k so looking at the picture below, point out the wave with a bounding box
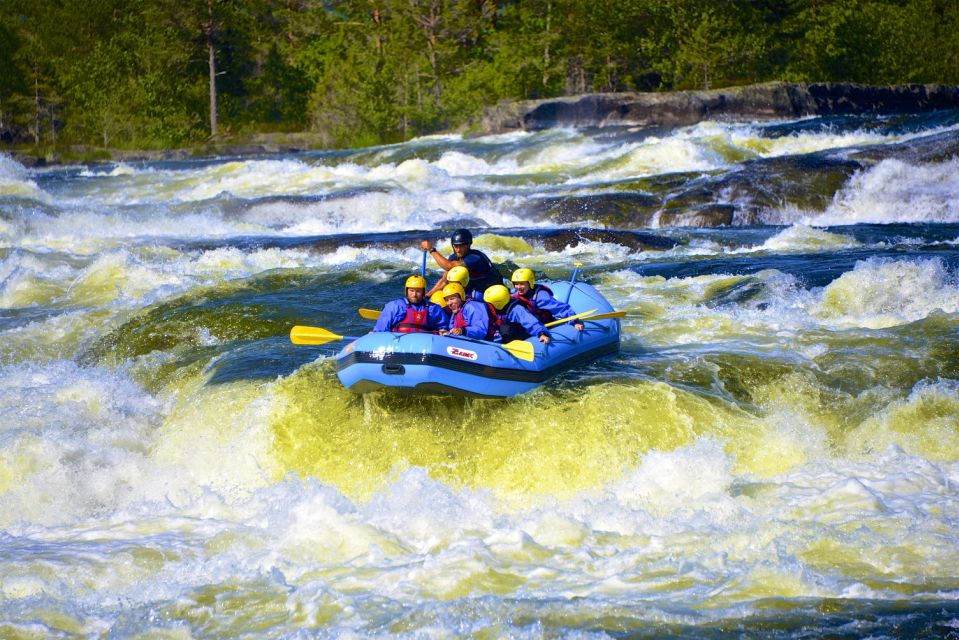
[813,257,959,328]
[792,158,959,225]
[745,225,861,253]
[0,154,48,201]
[603,256,958,346]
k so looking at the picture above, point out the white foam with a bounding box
[812,257,959,328]
[807,158,959,225]
[603,254,958,341]
[755,225,860,252]
[78,163,139,177]
[0,154,48,201]
[606,439,738,519]
[0,361,165,528]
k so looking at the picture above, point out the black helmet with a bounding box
[450,228,473,245]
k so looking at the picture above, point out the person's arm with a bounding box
[461,303,490,340]
[535,290,584,330]
[426,273,447,297]
[427,302,449,332]
[419,240,460,271]
[372,301,400,332]
[513,307,550,343]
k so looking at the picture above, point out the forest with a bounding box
[1,0,958,155]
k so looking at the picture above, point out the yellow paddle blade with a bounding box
[544,308,598,328]
[358,308,381,320]
[581,310,627,322]
[502,340,535,362]
[290,325,345,345]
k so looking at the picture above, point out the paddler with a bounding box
[445,265,479,300]
[484,284,551,344]
[420,228,503,298]
[372,275,447,333]
[510,268,584,331]
[432,267,476,325]
[438,282,494,340]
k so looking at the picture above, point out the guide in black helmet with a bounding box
[419,229,504,298]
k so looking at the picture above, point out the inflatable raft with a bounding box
[334,281,620,398]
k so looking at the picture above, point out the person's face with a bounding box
[513,281,531,295]
[407,287,425,304]
[445,294,463,312]
[452,243,469,259]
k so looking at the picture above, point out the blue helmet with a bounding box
[451,228,473,246]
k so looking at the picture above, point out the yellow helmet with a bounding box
[484,284,512,310]
[511,268,535,287]
[442,282,466,301]
[429,290,447,307]
[447,265,470,287]
[405,275,427,290]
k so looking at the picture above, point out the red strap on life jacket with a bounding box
[452,309,468,330]
[510,284,555,322]
[395,304,430,333]
[453,303,497,341]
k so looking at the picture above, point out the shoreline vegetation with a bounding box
[3,1,959,167]
[9,82,959,167]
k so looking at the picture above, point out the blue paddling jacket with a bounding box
[373,299,447,333]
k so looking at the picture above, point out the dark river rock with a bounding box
[184,226,680,255]
[535,228,679,252]
[477,82,959,133]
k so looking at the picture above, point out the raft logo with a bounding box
[446,345,478,360]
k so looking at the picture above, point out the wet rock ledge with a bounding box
[475,82,959,132]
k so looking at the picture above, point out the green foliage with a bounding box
[1,0,958,151]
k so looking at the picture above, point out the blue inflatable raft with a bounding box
[334,281,620,397]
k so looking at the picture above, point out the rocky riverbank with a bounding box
[472,82,959,133]
[6,132,332,168]
[6,82,959,167]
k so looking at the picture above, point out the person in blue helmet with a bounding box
[420,229,503,298]
[484,284,551,344]
[373,275,447,333]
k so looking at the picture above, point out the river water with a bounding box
[2,112,959,638]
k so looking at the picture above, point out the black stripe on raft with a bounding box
[346,380,506,398]
[335,339,620,384]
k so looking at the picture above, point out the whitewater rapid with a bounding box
[2,112,959,637]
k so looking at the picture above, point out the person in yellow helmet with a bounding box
[444,264,483,300]
[372,274,447,333]
[484,284,551,343]
[429,289,450,316]
[510,268,584,331]
[438,282,494,340]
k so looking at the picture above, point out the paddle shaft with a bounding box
[544,308,597,328]
[564,262,583,303]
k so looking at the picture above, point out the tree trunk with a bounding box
[207,0,218,138]
[33,73,40,145]
[410,0,442,100]
[543,1,552,88]
[208,40,218,137]
[426,3,440,99]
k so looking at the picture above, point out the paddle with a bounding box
[291,324,533,362]
[501,339,534,362]
[289,325,357,345]
[564,262,584,303]
[544,308,597,328]
[581,310,627,322]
